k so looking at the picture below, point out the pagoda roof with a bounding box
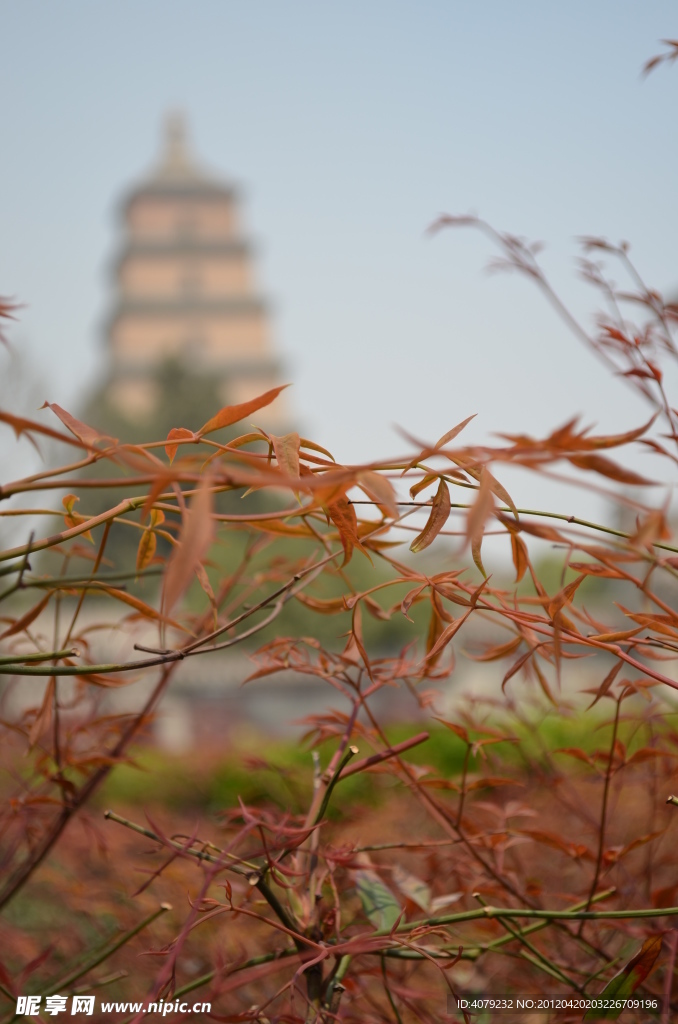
[111,355,285,378]
[122,113,236,206]
[108,296,267,324]
[114,240,251,269]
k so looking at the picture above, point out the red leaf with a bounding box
[587,414,657,450]
[162,476,215,615]
[547,574,586,619]
[472,534,486,578]
[466,468,494,550]
[197,384,290,437]
[401,583,427,620]
[90,583,185,631]
[0,593,50,639]
[424,607,473,662]
[295,594,347,615]
[409,473,438,500]
[586,662,622,709]
[41,402,115,448]
[471,636,522,662]
[569,562,625,579]
[434,413,477,449]
[359,471,398,518]
[510,533,528,582]
[502,647,535,690]
[136,528,157,573]
[327,495,364,566]
[165,427,195,463]
[568,453,654,486]
[435,719,469,743]
[555,747,595,767]
[0,410,78,449]
[625,747,675,766]
[410,478,451,553]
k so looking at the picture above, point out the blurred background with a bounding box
[1,2,678,734]
[1,1,677,482]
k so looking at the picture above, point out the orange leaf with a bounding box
[434,414,477,449]
[547,574,585,619]
[359,471,398,518]
[587,627,644,643]
[586,662,622,709]
[555,747,595,767]
[436,719,469,743]
[351,604,374,682]
[625,747,675,766]
[409,473,438,500]
[224,431,269,450]
[89,583,185,631]
[520,828,592,859]
[0,593,51,639]
[195,563,218,628]
[497,513,562,543]
[587,414,657,450]
[136,528,157,573]
[327,495,364,566]
[502,647,535,689]
[466,468,494,550]
[248,519,314,538]
[472,534,486,578]
[41,402,114,447]
[165,427,195,463]
[197,384,290,437]
[568,453,654,486]
[271,432,300,479]
[162,476,215,615]
[0,409,78,449]
[569,562,625,579]
[295,594,348,614]
[62,494,94,543]
[401,583,427,620]
[363,595,392,621]
[424,607,473,662]
[471,636,522,662]
[410,478,451,553]
[510,533,528,582]
[486,470,517,517]
[299,437,335,462]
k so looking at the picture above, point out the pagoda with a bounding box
[103,113,285,424]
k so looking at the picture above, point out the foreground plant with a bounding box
[5,44,678,1024]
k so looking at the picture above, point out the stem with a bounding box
[350,499,678,554]
[380,955,404,1024]
[472,892,580,991]
[456,744,471,828]
[43,905,171,996]
[581,696,621,924]
[662,930,678,1024]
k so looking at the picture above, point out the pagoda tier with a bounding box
[104,114,286,423]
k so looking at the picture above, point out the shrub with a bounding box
[4,45,678,1024]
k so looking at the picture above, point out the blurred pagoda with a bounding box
[95,112,286,433]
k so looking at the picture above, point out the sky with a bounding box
[1,2,677,520]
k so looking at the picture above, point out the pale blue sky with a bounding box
[1,2,677,502]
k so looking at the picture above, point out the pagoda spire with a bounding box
[154,111,203,182]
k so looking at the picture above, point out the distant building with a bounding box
[103,113,286,424]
